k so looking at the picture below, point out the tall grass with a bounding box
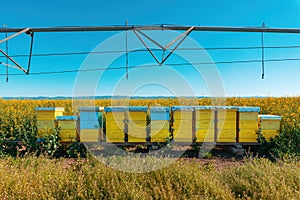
[0,156,299,199]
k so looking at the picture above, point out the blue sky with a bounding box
[0,0,300,97]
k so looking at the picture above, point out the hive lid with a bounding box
[259,115,282,120]
[78,106,104,111]
[35,107,65,111]
[104,106,128,112]
[150,107,171,112]
[171,106,196,111]
[213,106,239,110]
[238,107,260,112]
[56,116,78,121]
[194,106,216,110]
[104,106,148,112]
[128,106,148,112]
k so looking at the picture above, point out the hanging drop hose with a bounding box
[4,24,9,82]
[261,23,265,79]
[125,20,129,79]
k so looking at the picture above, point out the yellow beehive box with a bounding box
[105,112,125,121]
[59,129,77,142]
[217,129,236,142]
[37,128,53,138]
[128,129,147,142]
[217,120,236,130]
[173,129,193,142]
[260,120,281,130]
[151,121,169,130]
[238,107,259,119]
[56,116,78,142]
[172,120,193,129]
[196,129,214,142]
[217,109,237,121]
[128,121,146,129]
[151,130,170,142]
[195,120,215,130]
[36,107,64,121]
[56,116,78,129]
[171,106,194,142]
[173,111,193,120]
[239,112,259,121]
[261,130,279,142]
[216,107,238,143]
[105,129,124,142]
[150,107,171,142]
[239,130,258,142]
[128,112,147,121]
[80,129,99,142]
[127,107,147,121]
[259,115,282,130]
[127,107,148,142]
[259,115,282,141]
[239,121,258,129]
[106,130,124,142]
[197,109,214,120]
[37,120,55,129]
[104,107,127,143]
[128,135,147,142]
[237,107,260,143]
[194,106,215,142]
[36,107,64,139]
[57,121,77,129]
[105,120,124,130]
[172,106,196,121]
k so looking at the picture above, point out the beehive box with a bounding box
[104,106,126,143]
[171,106,194,142]
[36,107,64,121]
[35,107,64,139]
[79,106,103,129]
[216,106,238,142]
[150,107,170,142]
[36,120,55,130]
[259,115,282,141]
[56,116,78,142]
[79,106,104,142]
[195,106,215,142]
[238,107,260,143]
[80,129,99,142]
[127,106,148,142]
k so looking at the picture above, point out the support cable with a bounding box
[1,57,300,76]
[3,45,300,59]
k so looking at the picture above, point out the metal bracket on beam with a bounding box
[0,28,29,44]
[0,28,34,75]
[133,26,194,65]
[0,49,28,74]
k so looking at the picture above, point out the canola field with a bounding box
[0,97,299,199]
[0,97,299,142]
[0,97,299,157]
